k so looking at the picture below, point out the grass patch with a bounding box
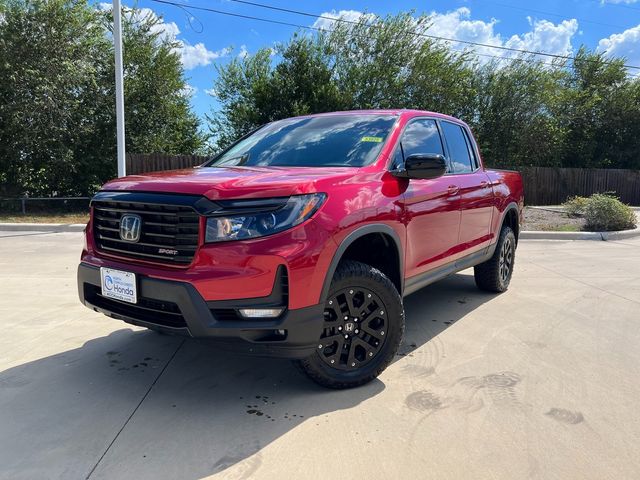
[0,213,89,224]
[553,224,581,232]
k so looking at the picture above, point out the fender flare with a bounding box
[320,224,404,302]
[500,202,520,233]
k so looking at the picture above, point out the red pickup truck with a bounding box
[78,110,523,388]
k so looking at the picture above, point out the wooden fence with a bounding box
[126,154,640,206]
[126,153,208,175]
[516,166,640,205]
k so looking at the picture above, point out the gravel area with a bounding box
[522,207,584,232]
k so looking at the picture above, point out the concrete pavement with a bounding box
[1,231,639,479]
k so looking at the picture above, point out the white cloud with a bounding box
[598,24,640,66]
[427,8,578,60]
[425,7,502,56]
[238,45,249,59]
[601,0,639,4]
[312,9,377,30]
[99,3,227,70]
[99,3,180,41]
[180,84,197,97]
[505,18,578,57]
[178,43,230,70]
[205,88,218,97]
[313,7,579,64]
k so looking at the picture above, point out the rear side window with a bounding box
[441,122,474,174]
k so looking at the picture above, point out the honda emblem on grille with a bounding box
[119,214,142,243]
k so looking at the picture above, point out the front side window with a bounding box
[401,119,445,158]
[206,114,397,168]
[391,119,445,170]
[441,121,474,174]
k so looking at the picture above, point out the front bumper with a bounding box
[77,263,324,359]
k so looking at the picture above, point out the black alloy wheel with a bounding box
[318,286,388,371]
[295,260,404,389]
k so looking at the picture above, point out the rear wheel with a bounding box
[295,261,404,389]
[474,225,516,292]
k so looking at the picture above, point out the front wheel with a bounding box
[295,260,404,389]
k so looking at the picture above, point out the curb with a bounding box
[520,228,640,241]
[2,223,638,240]
[0,223,86,232]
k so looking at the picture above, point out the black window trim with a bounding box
[386,116,453,174]
[439,120,482,175]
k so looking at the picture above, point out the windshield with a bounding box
[207,114,397,168]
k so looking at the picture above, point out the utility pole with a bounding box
[113,0,126,177]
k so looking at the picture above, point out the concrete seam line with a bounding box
[85,338,186,479]
[0,231,59,239]
[529,260,640,307]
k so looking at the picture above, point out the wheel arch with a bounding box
[500,202,520,243]
[320,224,404,301]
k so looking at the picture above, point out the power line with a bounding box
[596,0,640,12]
[149,0,640,71]
[230,0,630,31]
[473,51,563,68]
[472,0,628,30]
[222,0,640,69]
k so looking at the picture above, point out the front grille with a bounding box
[92,196,201,265]
[84,284,187,329]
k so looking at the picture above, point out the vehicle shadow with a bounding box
[0,271,496,480]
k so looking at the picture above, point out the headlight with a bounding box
[205,193,326,243]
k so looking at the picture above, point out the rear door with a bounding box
[395,118,461,278]
[440,121,494,254]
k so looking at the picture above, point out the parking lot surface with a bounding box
[1,230,639,480]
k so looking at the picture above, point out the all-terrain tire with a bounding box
[474,225,516,293]
[295,260,404,389]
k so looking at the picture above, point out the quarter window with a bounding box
[441,122,474,174]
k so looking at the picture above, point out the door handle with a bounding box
[480,181,489,188]
[447,185,460,196]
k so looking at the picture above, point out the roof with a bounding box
[295,109,464,124]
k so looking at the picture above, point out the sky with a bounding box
[124,0,640,123]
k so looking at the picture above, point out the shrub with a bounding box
[563,196,588,217]
[584,194,637,231]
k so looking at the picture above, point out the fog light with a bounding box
[238,308,284,318]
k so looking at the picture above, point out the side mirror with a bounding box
[392,153,447,180]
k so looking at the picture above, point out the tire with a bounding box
[474,225,516,293]
[295,260,404,389]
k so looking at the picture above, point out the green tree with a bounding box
[102,5,204,155]
[208,38,343,150]
[0,0,110,196]
[319,12,475,116]
[208,12,476,151]
[558,48,639,169]
[472,59,566,168]
[207,13,640,171]
[0,0,204,197]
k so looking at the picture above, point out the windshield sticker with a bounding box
[361,136,384,143]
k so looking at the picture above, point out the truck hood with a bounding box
[101,166,358,200]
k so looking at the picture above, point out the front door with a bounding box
[395,118,461,278]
